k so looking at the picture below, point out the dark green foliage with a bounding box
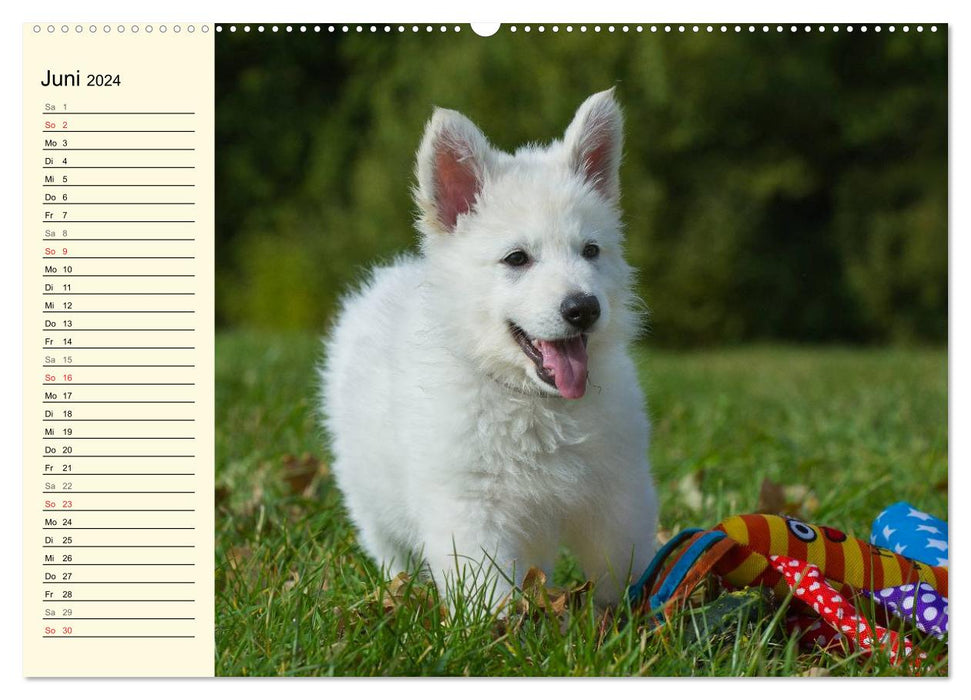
[216,27,946,345]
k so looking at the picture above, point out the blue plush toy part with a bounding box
[871,501,948,568]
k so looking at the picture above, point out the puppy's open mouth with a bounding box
[509,323,589,399]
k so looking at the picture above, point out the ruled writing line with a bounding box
[43,148,195,151]
[43,130,196,133]
[40,220,196,223]
[42,111,196,115]
[43,203,195,206]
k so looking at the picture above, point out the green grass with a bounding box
[215,332,948,676]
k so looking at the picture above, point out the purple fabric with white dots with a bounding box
[865,582,948,638]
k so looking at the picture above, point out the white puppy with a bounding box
[321,89,657,608]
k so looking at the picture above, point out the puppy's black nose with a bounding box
[560,293,601,331]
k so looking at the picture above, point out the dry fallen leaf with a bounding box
[800,666,831,677]
[677,472,705,512]
[596,607,614,647]
[282,568,300,592]
[756,477,818,518]
[520,566,547,597]
[371,572,445,624]
[214,485,230,508]
[281,452,330,496]
[514,566,592,618]
[231,463,270,519]
[381,571,414,611]
[223,545,264,589]
[331,605,359,640]
[801,491,820,516]
[225,545,253,571]
[757,477,788,513]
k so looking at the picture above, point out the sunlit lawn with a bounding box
[214,332,947,676]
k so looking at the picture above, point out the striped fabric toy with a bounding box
[711,512,948,600]
[629,506,948,669]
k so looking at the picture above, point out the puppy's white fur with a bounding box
[321,89,657,607]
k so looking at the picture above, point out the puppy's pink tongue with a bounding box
[538,337,588,399]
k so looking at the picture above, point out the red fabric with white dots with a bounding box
[768,554,924,669]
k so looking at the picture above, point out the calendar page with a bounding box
[22,23,215,677]
[19,14,951,680]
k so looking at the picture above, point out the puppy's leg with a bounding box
[355,525,413,578]
[340,490,414,576]
[566,483,658,607]
[420,514,528,614]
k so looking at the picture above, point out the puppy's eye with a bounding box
[503,250,530,267]
[582,243,600,260]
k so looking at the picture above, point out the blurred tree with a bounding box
[215,27,946,345]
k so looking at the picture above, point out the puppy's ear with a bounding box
[414,108,491,234]
[563,88,624,204]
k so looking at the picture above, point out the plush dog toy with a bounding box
[628,503,948,669]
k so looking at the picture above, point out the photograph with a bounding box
[212,23,948,676]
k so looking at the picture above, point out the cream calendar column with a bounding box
[22,23,214,677]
